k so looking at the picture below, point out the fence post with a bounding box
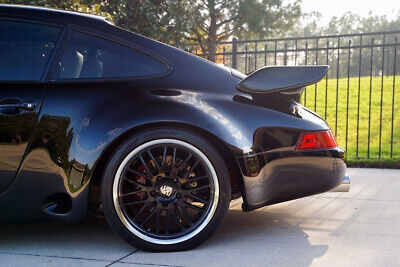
[284,43,287,65]
[232,37,238,69]
[391,36,397,157]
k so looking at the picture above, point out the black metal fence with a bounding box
[177,31,400,160]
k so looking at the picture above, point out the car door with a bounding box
[0,19,62,192]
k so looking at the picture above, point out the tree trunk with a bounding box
[206,0,217,62]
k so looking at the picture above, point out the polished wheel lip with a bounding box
[113,139,220,245]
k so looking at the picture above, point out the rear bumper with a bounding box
[237,147,347,211]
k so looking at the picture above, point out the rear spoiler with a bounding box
[237,65,329,101]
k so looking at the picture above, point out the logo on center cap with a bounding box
[160,185,173,197]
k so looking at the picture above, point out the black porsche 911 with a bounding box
[0,5,350,251]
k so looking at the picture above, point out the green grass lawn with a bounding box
[301,75,400,163]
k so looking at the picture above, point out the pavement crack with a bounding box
[119,262,184,267]
[105,249,139,267]
[0,251,112,263]
[316,196,400,203]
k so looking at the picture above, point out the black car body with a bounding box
[0,5,349,251]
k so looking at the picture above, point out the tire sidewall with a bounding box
[101,128,231,251]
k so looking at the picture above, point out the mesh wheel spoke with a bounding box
[155,208,161,234]
[139,155,153,177]
[179,204,193,226]
[182,160,199,178]
[176,154,192,171]
[180,175,209,186]
[123,177,151,188]
[161,146,167,167]
[171,147,177,173]
[174,206,185,230]
[165,208,172,234]
[120,188,143,198]
[124,199,149,206]
[121,191,144,198]
[183,202,205,213]
[147,150,161,171]
[140,206,157,227]
[126,167,152,180]
[188,193,208,204]
[132,201,154,222]
[183,184,210,193]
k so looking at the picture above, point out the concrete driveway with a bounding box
[1,168,400,267]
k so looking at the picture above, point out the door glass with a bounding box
[0,20,60,81]
[53,31,168,79]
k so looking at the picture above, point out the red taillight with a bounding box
[296,130,338,151]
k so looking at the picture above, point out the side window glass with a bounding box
[0,20,60,81]
[53,31,168,79]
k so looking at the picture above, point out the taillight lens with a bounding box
[295,130,338,151]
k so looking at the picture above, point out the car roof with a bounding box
[0,4,109,27]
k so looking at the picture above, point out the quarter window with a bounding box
[0,20,60,81]
[53,31,168,79]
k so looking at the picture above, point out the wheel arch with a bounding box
[88,121,244,213]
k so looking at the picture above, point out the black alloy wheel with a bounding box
[101,128,231,251]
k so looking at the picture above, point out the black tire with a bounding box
[101,128,231,251]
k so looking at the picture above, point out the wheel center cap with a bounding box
[159,185,174,197]
[155,178,178,199]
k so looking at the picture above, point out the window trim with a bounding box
[0,17,66,83]
[47,25,173,83]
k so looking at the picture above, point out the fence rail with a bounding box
[177,31,400,160]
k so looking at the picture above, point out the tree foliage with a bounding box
[98,1,190,45]
[287,10,400,37]
[1,0,302,60]
[179,0,301,60]
[98,0,302,45]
